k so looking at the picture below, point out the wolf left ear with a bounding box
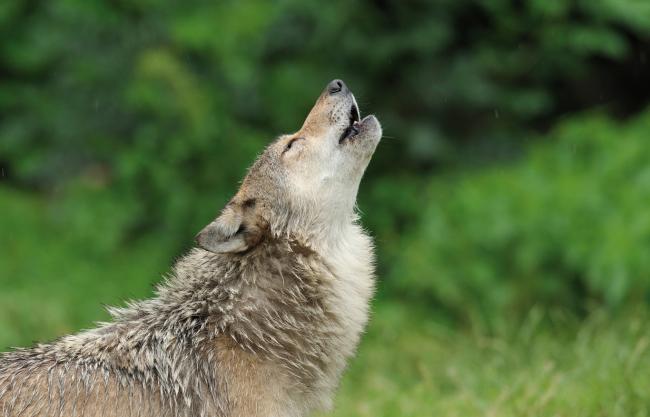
[195,202,263,254]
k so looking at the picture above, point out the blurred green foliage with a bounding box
[2,1,650,414]
[1,0,650,330]
[391,109,650,326]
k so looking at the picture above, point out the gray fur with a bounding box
[0,80,381,417]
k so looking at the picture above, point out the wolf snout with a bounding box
[327,79,348,95]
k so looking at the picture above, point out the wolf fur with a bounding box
[0,79,381,417]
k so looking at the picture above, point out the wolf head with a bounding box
[196,79,382,253]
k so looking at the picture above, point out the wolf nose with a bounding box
[327,79,347,95]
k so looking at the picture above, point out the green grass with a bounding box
[2,188,650,416]
[330,304,650,417]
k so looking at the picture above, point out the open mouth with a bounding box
[339,104,361,144]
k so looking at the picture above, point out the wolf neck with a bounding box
[270,202,362,253]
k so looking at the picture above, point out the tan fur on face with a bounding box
[0,80,381,417]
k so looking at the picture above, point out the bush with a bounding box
[2,0,650,255]
[389,108,650,324]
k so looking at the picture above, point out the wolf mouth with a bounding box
[339,104,361,144]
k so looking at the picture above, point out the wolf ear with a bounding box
[195,205,250,254]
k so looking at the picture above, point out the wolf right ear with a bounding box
[195,205,250,254]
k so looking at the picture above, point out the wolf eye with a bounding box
[283,137,304,154]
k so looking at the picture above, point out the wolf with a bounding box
[0,79,381,417]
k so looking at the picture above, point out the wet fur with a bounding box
[0,80,379,417]
[0,230,374,417]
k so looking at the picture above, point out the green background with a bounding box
[2,0,650,415]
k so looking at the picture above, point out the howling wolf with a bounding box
[0,79,382,417]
